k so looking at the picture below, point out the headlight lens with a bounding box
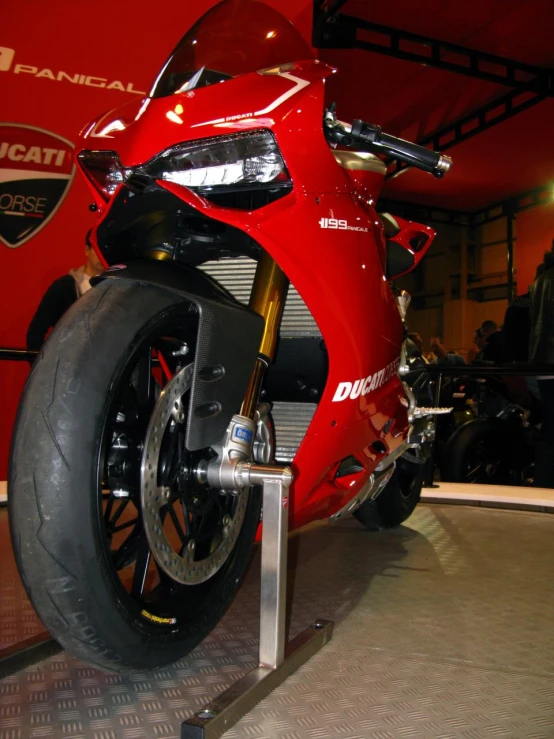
[143,130,290,191]
[77,150,128,200]
[78,131,290,201]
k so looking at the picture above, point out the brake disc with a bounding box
[140,363,249,585]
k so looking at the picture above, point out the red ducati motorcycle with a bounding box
[9,0,451,671]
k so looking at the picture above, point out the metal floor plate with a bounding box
[0,510,45,649]
[1,503,554,739]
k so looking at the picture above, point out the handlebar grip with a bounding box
[350,119,452,177]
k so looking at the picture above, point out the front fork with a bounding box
[202,251,290,489]
[240,250,289,418]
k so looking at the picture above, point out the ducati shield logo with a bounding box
[0,123,75,248]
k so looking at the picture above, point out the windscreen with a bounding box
[150,0,313,98]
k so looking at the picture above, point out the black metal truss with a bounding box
[312,4,552,180]
[472,184,553,225]
[313,0,350,22]
[378,198,472,227]
[312,4,553,229]
[312,5,554,95]
[382,184,553,227]
[387,87,546,179]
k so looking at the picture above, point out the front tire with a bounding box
[9,281,261,672]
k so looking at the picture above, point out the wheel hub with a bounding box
[140,363,249,585]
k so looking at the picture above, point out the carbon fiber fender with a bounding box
[95,259,264,451]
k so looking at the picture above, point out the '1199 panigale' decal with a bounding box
[319,217,369,233]
[332,358,400,401]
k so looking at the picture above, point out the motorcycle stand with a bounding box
[181,466,334,739]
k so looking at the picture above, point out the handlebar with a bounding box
[324,109,452,179]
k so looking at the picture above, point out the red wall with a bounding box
[0,0,313,479]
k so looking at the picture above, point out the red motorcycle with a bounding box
[8,0,451,671]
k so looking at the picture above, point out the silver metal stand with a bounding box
[181,465,333,739]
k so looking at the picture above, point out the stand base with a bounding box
[0,634,61,680]
[181,619,333,739]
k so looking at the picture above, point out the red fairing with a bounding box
[386,215,436,278]
[78,54,428,529]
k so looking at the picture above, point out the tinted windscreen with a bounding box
[150,0,313,98]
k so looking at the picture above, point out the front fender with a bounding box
[96,260,264,451]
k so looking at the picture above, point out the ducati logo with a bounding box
[332,358,400,401]
[0,123,75,248]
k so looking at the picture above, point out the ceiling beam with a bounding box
[314,0,350,21]
[313,9,554,95]
[380,185,553,227]
[472,184,553,225]
[387,87,546,179]
[378,198,473,226]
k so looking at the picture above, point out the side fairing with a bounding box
[159,180,408,527]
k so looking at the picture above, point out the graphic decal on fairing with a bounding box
[332,358,400,401]
[0,123,75,248]
[319,217,369,233]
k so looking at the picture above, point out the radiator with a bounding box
[200,258,320,461]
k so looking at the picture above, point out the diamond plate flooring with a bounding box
[0,508,46,649]
[1,503,553,739]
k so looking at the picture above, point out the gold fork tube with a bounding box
[240,251,289,419]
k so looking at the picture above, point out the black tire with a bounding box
[440,419,517,485]
[8,281,261,672]
[353,457,424,530]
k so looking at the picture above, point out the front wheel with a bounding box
[353,456,425,530]
[9,281,261,672]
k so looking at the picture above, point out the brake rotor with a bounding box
[140,363,249,585]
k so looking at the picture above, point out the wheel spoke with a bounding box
[104,494,115,524]
[112,523,143,570]
[112,517,139,533]
[181,500,191,537]
[159,427,180,487]
[467,463,484,479]
[166,504,188,548]
[109,498,131,529]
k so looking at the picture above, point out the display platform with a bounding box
[1,501,554,738]
[422,480,554,512]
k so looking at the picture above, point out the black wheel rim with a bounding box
[463,437,511,485]
[97,310,247,625]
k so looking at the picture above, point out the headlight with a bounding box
[142,130,290,192]
[77,150,129,200]
[78,131,290,202]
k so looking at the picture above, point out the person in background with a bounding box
[466,328,485,362]
[502,264,544,363]
[430,337,466,367]
[27,230,105,352]
[529,243,554,488]
[478,319,504,362]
